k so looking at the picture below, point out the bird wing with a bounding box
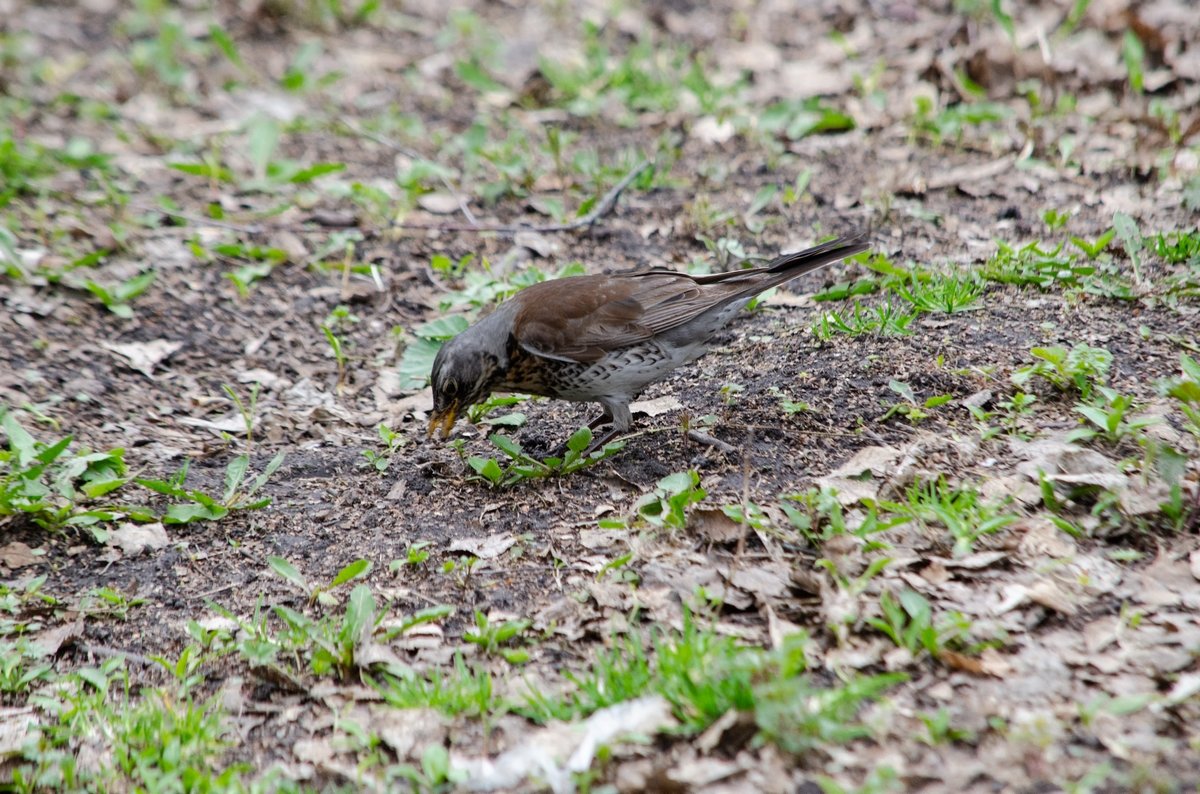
[511,234,869,364]
[512,272,738,364]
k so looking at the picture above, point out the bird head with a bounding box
[428,335,498,439]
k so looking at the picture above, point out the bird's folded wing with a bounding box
[514,272,745,363]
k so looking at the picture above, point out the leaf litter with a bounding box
[1,0,1199,791]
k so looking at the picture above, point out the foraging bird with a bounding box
[428,233,869,447]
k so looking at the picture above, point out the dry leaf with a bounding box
[693,508,744,543]
[30,619,83,657]
[448,535,516,559]
[0,707,38,756]
[416,192,463,214]
[729,562,791,602]
[101,340,183,377]
[629,395,684,417]
[0,542,42,569]
[110,522,169,556]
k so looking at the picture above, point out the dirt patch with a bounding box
[2,0,1199,791]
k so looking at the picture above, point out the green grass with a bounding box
[894,272,984,313]
[374,654,501,718]
[12,657,249,793]
[522,614,904,753]
[884,477,1018,557]
[812,299,916,339]
[909,96,1012,146]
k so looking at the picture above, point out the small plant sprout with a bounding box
[81,586,146,621]
[885,478,1018,557]
[880,380,952,423]
[83,270,156,318]
[985,240,1095,288]
[1011,343,1112,398]
[390,541,433,569]
[322,323,348,392]
[1152,230,1200,265]
[267,557,371,607]
[1042,208,1071,232]
[719,382,744,406]
[635,470,707,530]
[136,451,285,525]
[218,242,285,298]
[1158,354,1200,439]
[769,386,812,415]
[1122,30,1146,95]
[362,423,407,472]
[1110,212,1144,284]
[964,391,1041,441]
[1068,387,1160,445]
[867,589,985,663]
[894,271,984,313]
[919,708,975,745]
[270,583,393,679]
[1,409,129,536]
[221,382,260,451]
[811,299,916,340]
[909,96,1012,147]
[373,652,498,718]
[466,427,624,487]
[1071,229,1116,260]
[464,610,532,664]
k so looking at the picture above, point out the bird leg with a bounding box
[579,399,631,455]
[582,425,624,456]
[585,412,611,431]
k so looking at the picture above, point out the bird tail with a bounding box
[696,232,870,296]
[765,232,870,276]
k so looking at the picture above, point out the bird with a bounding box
[427,232,869,448]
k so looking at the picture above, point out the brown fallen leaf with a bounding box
[0,542,42,569]
[937,649,993,677]
[30,619,83,657]
[693,508,744,544]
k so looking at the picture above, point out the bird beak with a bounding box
[427,402,459,439]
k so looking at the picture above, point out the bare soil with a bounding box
[2,0,1199,791]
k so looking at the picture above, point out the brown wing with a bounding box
[511,271,745,363]
[511,234,870,364]
[511,274,659,363]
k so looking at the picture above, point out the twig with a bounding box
[342,119,479,227]
[129,158,653,240]
[383,158,653,235]
[128,203,265,234]
[736,430,753,560]
[78,642,156,667]
[686,429,736,454]
[1186,479,1200,534]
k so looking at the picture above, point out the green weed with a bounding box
[1011,343,1111,398]
[634,470,706,530]
[880,380,953,423]
[136,451,285,524]
[812,300,916,339]
[885,478,1018,556]
[467,428,624,487]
